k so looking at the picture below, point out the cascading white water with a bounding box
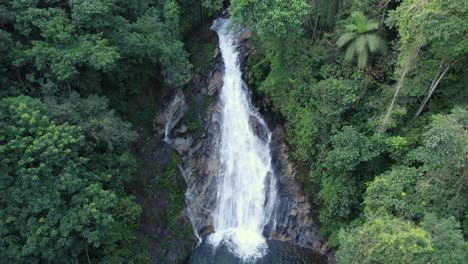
[208,18,277,261]
[178,164,202,244]
[163,100,177,143]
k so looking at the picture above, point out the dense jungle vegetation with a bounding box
[0,0,466,263]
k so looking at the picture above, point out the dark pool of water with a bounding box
[189,239,327,264]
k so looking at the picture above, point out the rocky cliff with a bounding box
[152,25,333,262]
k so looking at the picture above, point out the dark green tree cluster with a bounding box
[0,0,192,100]
[0,0,210,262]
[0,95,142,262]
[233,0,467,262]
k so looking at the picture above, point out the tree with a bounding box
[4,0,191,97]
[325,126,382,172]
[0,96,142,262]
[202,0,225,14]
[43,93,138,152]
[319,175,358,246]
[308,0,343,31]
[314,79,358,118]
[364,166,423,220]
[414,108,467,220]
[418,214,466,264]
[380,0,468,131]
[231,0,309,38]
[337,11,387,69]
[416,108,467,169]
[12,3,119,83]
[337,217,433,264]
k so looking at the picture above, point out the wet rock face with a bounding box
[269,128,330,256]
[249,113,270,143]
[172,137,191,155]
[153,89,187,138]
[160,40,225,239]
[207,69,223,96]
[184,102,222,237]
[234,27,252,70]
[134,138,196,264]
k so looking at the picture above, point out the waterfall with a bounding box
[163,119,171,142]
[208,18,277,261]
[163,100,176,142]
[178,163,202,244]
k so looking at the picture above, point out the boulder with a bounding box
[172,137,191,155]
[175,124,188,134]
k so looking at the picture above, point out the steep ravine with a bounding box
[149,22,334,263]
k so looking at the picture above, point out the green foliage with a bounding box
[350,0,386,16]
[384,136,409,160]
[151,150,193,263]
[337,11,387,68]
[113,6,191,87]
[13,2,119,81]
[364,166,423,219]
[0,96,142,262]
[243,0,467,255]
[314,79,358,117]
[416,107,467,169]
[413,108,467,220]
[388,0,468,63]
[382,0,468,122]
[202,0,225,14]
[309,0,344,29]
[419,213,467,263]
[231,0,309,38]
[337,217,433,264]
[325,126,382,172]
[44,92,138,151]
[360,108,467,259]
[156,151,184,230]
[4,0,191,97]
[319,175,358,237]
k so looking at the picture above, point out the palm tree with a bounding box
[337,12,387,69]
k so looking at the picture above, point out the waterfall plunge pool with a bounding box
[189,239,327,264]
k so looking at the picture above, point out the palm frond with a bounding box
[352,11,366,24]
[357,48,368,68]
[366,20,379,31]
[337,32,357,48]
[355,35,367,54]
[367,34,387,54]
[345,41,357,62]
[345,24,358,32]
[352,12,368,33]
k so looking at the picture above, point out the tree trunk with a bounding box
[378,48,420,133]
[379,66,411,133]
[84,243,91,264]
[415,64,450,117]
[312,14,319,40]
